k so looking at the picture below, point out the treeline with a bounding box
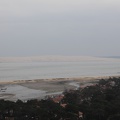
[0,77,120,120]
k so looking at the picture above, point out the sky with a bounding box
[0,0,120,57]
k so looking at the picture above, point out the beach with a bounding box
[0,76,118,101]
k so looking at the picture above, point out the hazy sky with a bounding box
[0,0,120,57]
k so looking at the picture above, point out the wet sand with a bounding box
[0,76,119,101]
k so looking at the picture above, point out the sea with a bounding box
[0,58,120,82]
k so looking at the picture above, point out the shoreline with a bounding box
[0,75,120,101]
[0,75,120,85]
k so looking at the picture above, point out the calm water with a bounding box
[0,61,120,81]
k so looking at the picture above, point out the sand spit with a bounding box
[0,76,119,101]
[1,75,118,85]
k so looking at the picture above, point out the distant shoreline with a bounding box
[0,55,120,63]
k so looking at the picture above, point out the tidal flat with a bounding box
[0,76,119,101]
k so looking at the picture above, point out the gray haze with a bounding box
[0,0,120,57]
